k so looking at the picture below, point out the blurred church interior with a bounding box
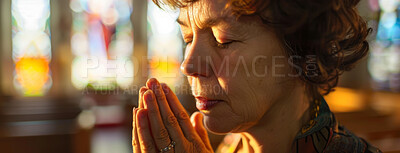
[0,0,399,152]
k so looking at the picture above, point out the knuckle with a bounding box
[191,142,203,153]
[165,114,178,126]
[186,134,195,142]
[175,111,189,121]
[155,136,170,143]
[159,128,169,137]
[148,109,159,116]
[155,128,170,142]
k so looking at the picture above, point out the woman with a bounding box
[132,0,381,152]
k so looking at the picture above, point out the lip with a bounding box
[195,97,223,111]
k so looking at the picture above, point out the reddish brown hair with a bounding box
[153,0,371,100]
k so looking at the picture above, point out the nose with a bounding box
[180,40,210,77]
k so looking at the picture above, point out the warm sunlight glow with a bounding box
[324,87,365,113]
[15,57,50,96]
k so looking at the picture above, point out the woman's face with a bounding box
[179,0,296,134]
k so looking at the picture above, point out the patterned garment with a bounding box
[216,98,382,153]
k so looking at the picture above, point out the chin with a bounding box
[202,115,242,134]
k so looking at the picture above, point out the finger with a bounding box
[142,90,173,150]
[146,79,174,117]
[138,87,148,109]
[191,112,212,151]
[136,109,157,153]
[132,107,141,153]
[146,79,189,142]
[160,83,202,143]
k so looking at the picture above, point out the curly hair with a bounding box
[153,0,371,100]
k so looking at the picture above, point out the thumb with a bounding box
[190,111,212,150]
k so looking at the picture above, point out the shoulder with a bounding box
[296,97,382,153]
[324,124,382,153]
[295,115,382,153]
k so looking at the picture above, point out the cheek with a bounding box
[207,33,290,130]
[221,73,269,124]
[220,54,287,125]
[232,79,271,120]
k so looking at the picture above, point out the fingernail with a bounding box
[147,78,157,88]
[152,79,160,89]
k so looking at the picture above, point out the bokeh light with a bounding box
[70,0,134,90]
[147,2,183,89]
[369,0,400,91]
[12,0,52,96]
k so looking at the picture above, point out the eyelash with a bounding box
[215,40,233,49]
[183,39,233,49]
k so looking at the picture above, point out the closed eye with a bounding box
[215,40,233,49]
[212,30,236,49]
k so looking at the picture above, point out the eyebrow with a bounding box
[176,16,224,29]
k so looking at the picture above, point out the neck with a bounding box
[239,86,311,153]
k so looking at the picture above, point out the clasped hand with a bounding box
[132,78,213,153]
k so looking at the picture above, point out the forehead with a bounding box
[177,0,231,28]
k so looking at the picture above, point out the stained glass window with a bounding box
[12,0,52,96]
[70,0,134,90]
[368,0,400,91]
[147,1,183,89]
